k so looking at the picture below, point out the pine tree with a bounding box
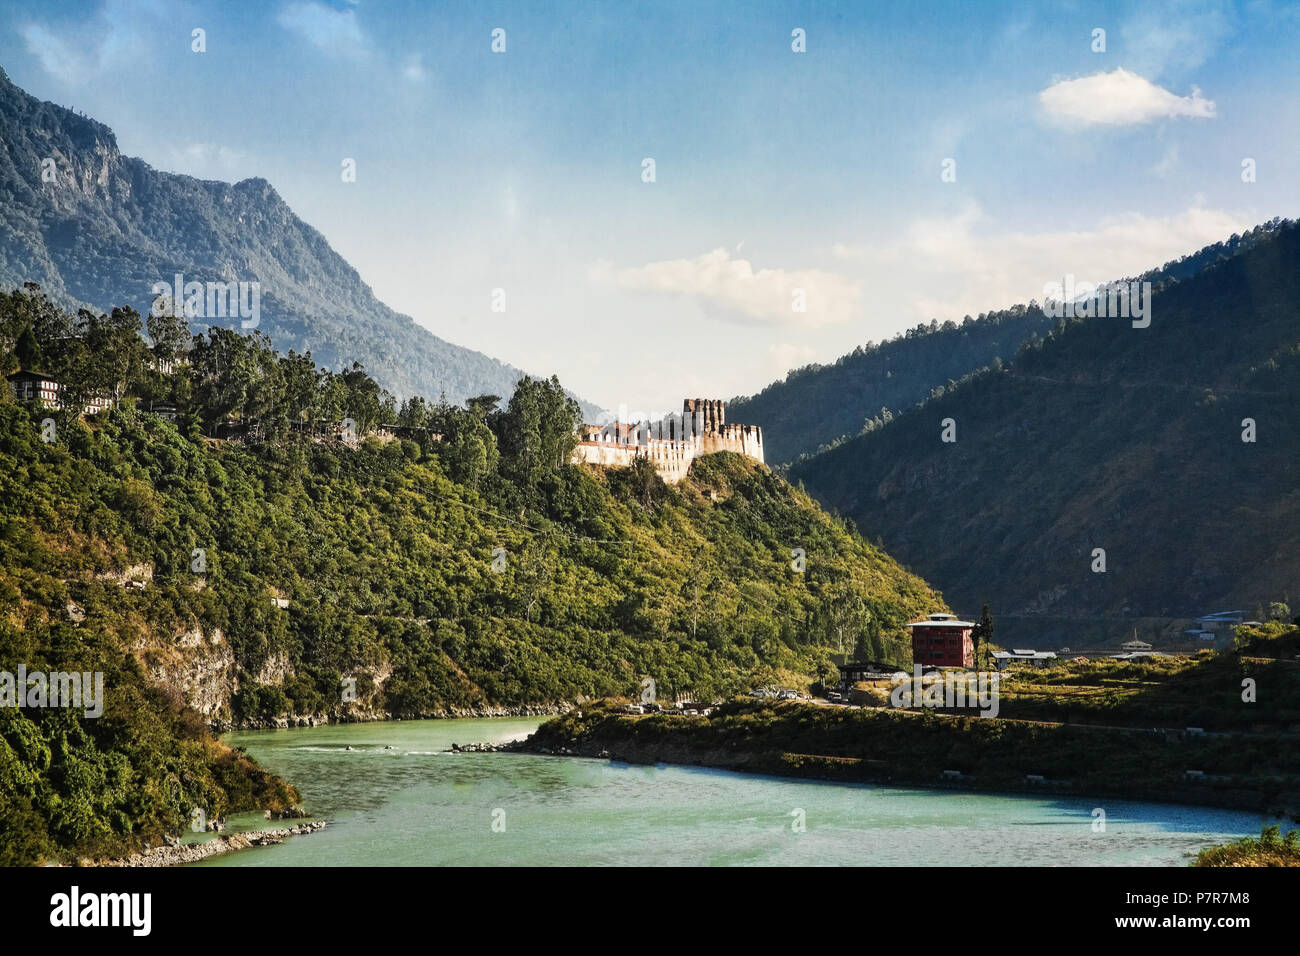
[972,604,994,668]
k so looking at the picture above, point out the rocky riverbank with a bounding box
[88,822,327,867]
[445,740,523,753]
[217,701,575,732]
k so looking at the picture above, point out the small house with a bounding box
[991,649,1058,670]
[7,370,111,415]
[8,369,61,406]
[836,661,907,689]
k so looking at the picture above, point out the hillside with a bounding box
[0,292,946,863]
[790,218,1300,648]
[0,67,597,415]
[0,403,943,722]
[731,306,1057,466]
[733,224,1288,467]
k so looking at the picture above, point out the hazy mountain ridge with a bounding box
[733,223,1290,467]
[789,219,1300,647]
[0,67,598,414]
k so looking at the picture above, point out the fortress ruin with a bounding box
[574,398,764,484]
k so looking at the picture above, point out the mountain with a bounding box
[0,67,599,417]
[731,307,1058,466]
[0,291,948,861]
[733,225,1290,468]
[790,219,1300,648]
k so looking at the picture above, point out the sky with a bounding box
[2,0,1299,416]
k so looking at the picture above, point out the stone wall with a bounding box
[574,398,763,484]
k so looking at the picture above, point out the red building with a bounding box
[908,613,975,668]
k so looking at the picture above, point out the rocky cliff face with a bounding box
[0,68,597,414]
[143,626,234,720]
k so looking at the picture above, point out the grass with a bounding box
[1194,825,1300,867]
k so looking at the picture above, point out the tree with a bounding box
[279,350,320,429]
[817,586,871,657]
[246,333,288,440]
[84,306,148,406]
[496,375,580,490]
[0,285,69,375]
[436,401,499,488]
[338,362,384,434]
[189,327,258,434]
[397,395,430,430]
[465,394,501,419]
[679,556,715,640]
[972,604,994,669]
[513,538,549,623]
[620,455,665,510]
[146,305,190,372]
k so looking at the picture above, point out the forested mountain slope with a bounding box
[736,222,1290,466]
[0,290,944,863]
[790,219,1300,648]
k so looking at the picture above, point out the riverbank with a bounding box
[217,702,575,732]
[86,822,327,867]
[1194,825,1300,866]
[520,699,1300,820]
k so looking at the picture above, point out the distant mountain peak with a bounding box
[0,70,600,416]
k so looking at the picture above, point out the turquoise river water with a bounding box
[193,717,1280,866]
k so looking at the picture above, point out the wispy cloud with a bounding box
[20,0,156,86]
[1149,145,1181,178]
[401,54,427,82]
[157,142,259,180]
[20,24,81,84]
[591,248,861,329]
[1038,69,1215,127]
[766,343,818,378]
[833,203,1249,320]
[277,1,367,57]
[1119,0,1234,78]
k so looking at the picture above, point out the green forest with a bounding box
[734,218,1294,467]
[789,219,1300,645]
[0,285,943,863]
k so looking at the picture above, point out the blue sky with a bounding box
[3,0,1299,414]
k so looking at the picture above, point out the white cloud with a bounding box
[766,343,818,378]
[21,24,81,84]
[1119,0,1233,78]
[833,202,1250,321]
[277,2,367,56]
[21,1,160,85]
[591,248,860,328]
[402,54,427,82]
[1149,145,1180,178]
[1038,69,1215,127]
[158,143,258,179]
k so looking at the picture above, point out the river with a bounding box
[193,717,1279,866]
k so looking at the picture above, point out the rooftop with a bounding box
[908,615,974,628]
